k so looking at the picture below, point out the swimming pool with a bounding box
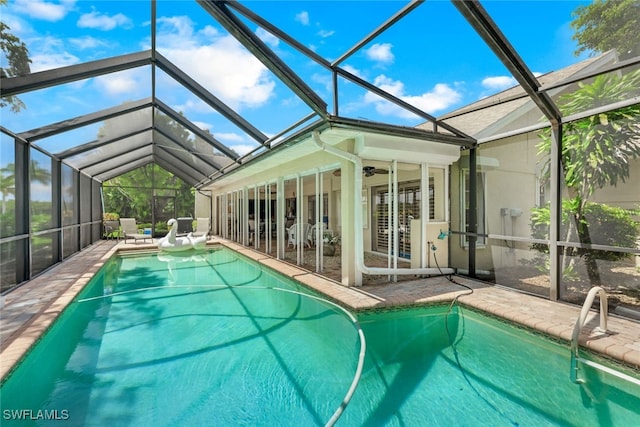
[2,247,639,426]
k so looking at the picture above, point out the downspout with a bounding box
[312,131,454,278]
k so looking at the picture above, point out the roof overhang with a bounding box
[201,118,469,189]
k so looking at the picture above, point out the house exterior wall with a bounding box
[200,133,461,286]
[450,127,640,293]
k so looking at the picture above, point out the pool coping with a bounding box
[2,238,639,383]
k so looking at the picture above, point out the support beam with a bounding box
[549,123,562,301]
[335,67,474,139]
[332,0,424,66]
[15,138,30,283]
[153,127,223,172]
[94,156,153,182]
[155,53,268,145]
[51,158,62,263]
[155,146,208,183]
[78,143,154,172]
[468,147,477,277]
[453,0,561,124]
[154,100,240,161]
[198,1,328,118]
[56,127,153,160]
[0,51,152,96]
[226,0,471,140]
[18,98,154,142]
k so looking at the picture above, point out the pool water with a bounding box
[1,247,639,426]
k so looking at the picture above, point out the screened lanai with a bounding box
[1,1,639,316]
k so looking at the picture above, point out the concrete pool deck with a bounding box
[2,238,640,382]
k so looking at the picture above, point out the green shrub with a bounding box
[531,200,639,261]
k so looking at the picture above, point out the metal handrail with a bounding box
[570,286,608,383]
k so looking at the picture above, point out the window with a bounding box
[460,170,486,246]
[308,193,328,225]
[372,181,420,258]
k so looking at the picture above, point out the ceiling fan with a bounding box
[332,166,389,177]
[363,166,389,177]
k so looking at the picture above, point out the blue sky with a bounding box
[2,0,591,157]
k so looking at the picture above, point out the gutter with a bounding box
[312,131,455,285]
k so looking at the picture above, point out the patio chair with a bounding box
[287,223,311,248]
[248,219,256,245]
[191,218,210,238]
[308,222,326,246]
[119,218,152,244]
[302,223,312,247]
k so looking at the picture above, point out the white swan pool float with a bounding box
[158,218,208,252]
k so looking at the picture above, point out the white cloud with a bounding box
[30,51,79,72]
[191,124,248,148]
[229,144,256,156]
[311,72,332,93]
[93,69,146,97]
[215,132,246,143]
[157,15,195,40]
[482,75,517,91]
[30,182,51,202]
[255,27,279,48]
[317,29,335,38]
[26,35,80,71]
[1,13,33,37]
[193,121,213,132]
[200,25,221,39]
[13,0,74,22]
[68,36,111,50]
[364,74,462,118]
[366,43,394,64]
[155,16,276,111]
[281,96,302,108]
[174,98,216,115]
[341,65,363,79]
[77,10,133,31]
[295,11,310,26]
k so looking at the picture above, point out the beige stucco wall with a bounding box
[450,132,546,273]
[450,131,640,276]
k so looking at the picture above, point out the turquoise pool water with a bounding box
[1,247,639,426]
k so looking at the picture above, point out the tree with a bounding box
[536,69,640,284]
[0,163,15,215]
[0,161,51,213]
[0,0,31,112]
[100,110,196,234]
[571,0,640,60]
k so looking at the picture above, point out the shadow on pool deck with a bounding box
[1,238,639,382]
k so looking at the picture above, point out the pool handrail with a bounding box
[570,287,640,387]
[570,286,608,384]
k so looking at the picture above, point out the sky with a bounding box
[2,0,592,159]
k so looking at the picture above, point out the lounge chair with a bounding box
[191,217,210,238]
[119,218,152,244]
